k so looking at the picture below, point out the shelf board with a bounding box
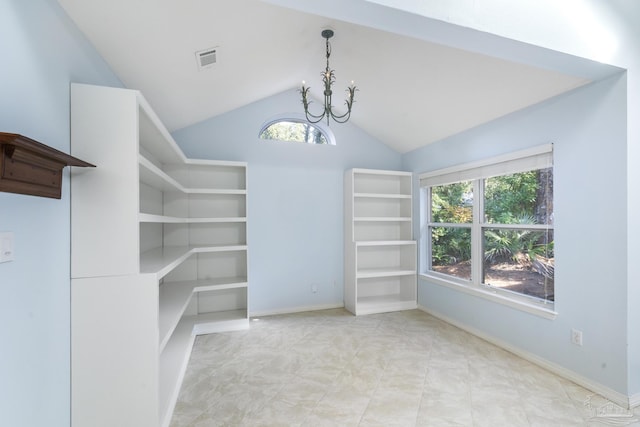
[355,240,416,247]
[139,155,183,192]
[140,246,192,279]
[190,277,248,292]
[193,244,248,253]
[137,93,187,167]
[184,158,248,168]
[139,213,247,224]
[354,192,411,199]
[141,246,248,279]
[356,268,416,279]
[354,217,412,222]
[158,278,248,352]
[158,282,196,353]
[188,188,246,195]
[351,168,412,177]
[140,155,248,195]
[186,310,249,336]
[355,295,417,315]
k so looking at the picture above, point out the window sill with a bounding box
[419,273,557,320]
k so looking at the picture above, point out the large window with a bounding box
[420,145,554,309]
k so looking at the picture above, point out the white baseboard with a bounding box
[418,304,635,409]
[630,392,640,409]
[250,302,344,318]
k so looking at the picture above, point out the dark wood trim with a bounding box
[0,132,94,199]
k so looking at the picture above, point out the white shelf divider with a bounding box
[140,245,248,279]
[354,217,411,222]
[140,247,192,279]
[139,155,184,192]
[355,240,415,246]
[354,193,412,199]
[139,213,247,223]
[356,268,416,279]
[355,295,418,316]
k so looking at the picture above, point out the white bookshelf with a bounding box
[70,83,249,427]
[344,169,417,315]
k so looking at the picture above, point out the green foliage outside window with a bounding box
[431,181,473,223]
[483,169,554,265]
[484,171,539,224]
[431,226,471,266]
[430,181,473,267]
[431,169,554,268]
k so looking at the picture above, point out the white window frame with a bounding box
[419,144,557,319]
[258,113,336,145]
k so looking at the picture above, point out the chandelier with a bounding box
[300,29,357,125]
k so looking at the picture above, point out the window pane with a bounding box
[484,168,553,225]
[259,121,328,144]
[483,228,554,302]
[431,181,473,223]
[430,226,471,280]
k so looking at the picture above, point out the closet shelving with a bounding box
[70,83,248,427]
[344,168,417,315]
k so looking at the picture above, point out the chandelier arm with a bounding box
[327,86,357,122]
[329,111,352,124]
[302,110,328,124]
[303,104,328,123]
[304,113,328,124]
[300,85,326,120]
[304,107,327,121]
[328,108,352,122]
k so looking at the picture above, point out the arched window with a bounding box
[259,114,335,145]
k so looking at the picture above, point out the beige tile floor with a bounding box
[170,309,640,427]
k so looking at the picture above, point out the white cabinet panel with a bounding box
[71,275,158,427]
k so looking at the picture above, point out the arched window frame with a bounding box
[258,113,336,146]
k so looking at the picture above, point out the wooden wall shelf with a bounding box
[0,132,94,199]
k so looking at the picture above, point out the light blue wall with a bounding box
[403,73,628,394]
[359,0,639,399]
[175,67,635,397]
[0,1,121,426]
[173,89,402,314]
[2,3,636,422]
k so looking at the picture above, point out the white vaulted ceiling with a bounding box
[57,0,603,153]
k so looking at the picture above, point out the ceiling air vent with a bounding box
[195,47,218,70]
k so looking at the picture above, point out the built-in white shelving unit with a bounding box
[70,83,248,427]
[344,168,417,315]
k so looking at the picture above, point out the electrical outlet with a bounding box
[571,329,583,346]
[0,232,14,263]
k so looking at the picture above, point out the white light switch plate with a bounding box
[0,232,14,263]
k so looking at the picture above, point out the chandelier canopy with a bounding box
[300,29,357,125]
